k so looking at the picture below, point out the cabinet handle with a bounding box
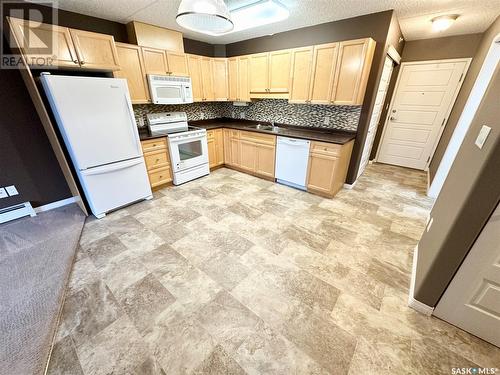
[73,59,79,64]
[80,61,85,65]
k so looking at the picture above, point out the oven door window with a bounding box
[178,139,203,161]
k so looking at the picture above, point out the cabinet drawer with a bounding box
[310,141,341,157]
[144,149,169,170]
[240,130,276,145]
[141,137,168,153]
[148,166,171,187]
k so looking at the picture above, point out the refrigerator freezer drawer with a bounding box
[79,158,152,217]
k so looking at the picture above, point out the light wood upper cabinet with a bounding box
[142,47,168,74]
[238,56,251,102]
[289,47,314,103]
[8,17,80,68]
[310,43,339,104]
[69,29,120,71]
[212,58,229,101]
[114,43,150,104]
[228,57,239,101]
[186,54,203,102]
[268,50,291,93]
[200,57,214,101]
[331,38,376,105]
[249,53,269,93]
[166,51,189,76]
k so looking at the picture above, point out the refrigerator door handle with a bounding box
[123,94,142,155]
[82,158,143,176]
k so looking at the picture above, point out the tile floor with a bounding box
[48,164,500,375]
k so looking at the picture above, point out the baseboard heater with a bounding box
[0,202,36,224]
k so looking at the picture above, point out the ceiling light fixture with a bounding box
[230,0,290,33]
[176,0,234,35]
[431,15,459,32]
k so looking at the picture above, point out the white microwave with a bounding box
[147,75,193,105]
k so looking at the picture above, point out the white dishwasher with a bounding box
[275,136,311,190]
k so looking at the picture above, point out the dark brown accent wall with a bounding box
[0,3,129,209]
[225,10,400,184]
[414,65,500,306]
[428,16,500,183]
[183,38,216,56]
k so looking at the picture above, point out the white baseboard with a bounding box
[408,244,434,316]
[343,180,358,189]
[34,196,79,213]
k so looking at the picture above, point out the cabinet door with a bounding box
[142,47,168,75]
[166,51,189,76]
[269,50,291,93]
[309,43,338,104]
[239,140,257,173]
[223,129,232,164]
[332,38,375,105]
[256,143,276,178]
[228,57,239,101]
[207,137,217,169]
[212,58,228,101]
[8,17,80,68]
[230,135,241,167]
[289,47,313,103]
[215,129,225,165]
[187,55,203,102]
[307,153,338,195]
[238,56,251,102]
[249,53,269,93]
[69,29,120,70]
[200,57,214,101]
[114,43,150,104]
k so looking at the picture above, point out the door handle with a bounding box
[390,116,397,121]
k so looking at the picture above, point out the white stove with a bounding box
[147,112,209,185]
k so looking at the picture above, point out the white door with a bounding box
[358,55,394,178]
[434,204,500,347]
[377,59,469,170]
[41,75,142,170]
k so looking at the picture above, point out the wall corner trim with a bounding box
[343,180,358,189]
[408,244,435,316]
[34,196,80,213]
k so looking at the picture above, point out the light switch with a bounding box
[475,125,491,149]
[0,188,8,199]
[5,185,18,196]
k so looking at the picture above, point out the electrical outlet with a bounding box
[324,117,330,125]
[475,125,491,149]
[5,185,18,196]
[137,117,145,127]
[0,188,8,199]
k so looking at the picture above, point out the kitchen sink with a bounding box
[245,124,284,133]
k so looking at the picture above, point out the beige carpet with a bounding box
[0,204,85,375]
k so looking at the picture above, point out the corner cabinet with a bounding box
[306,140,354,197]
[207,129,224,168]
[331,38,376,105]
[114,43,150,104]
[212,58,229,101]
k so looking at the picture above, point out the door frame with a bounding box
[375,58,471,171]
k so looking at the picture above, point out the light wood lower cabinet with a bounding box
[223,129,241,167]
[306,140,354,197]
[238,131,276,179]
[207,129,224,168]
[140,137,172,188]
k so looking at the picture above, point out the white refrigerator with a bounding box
[41,74,152,218]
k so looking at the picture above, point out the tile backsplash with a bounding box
[133,100,361,131]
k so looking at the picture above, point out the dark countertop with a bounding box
[139,118,356,145]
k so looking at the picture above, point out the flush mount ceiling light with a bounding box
[431,15,459,32]
[176,0,234,35]
[230,0,290,33]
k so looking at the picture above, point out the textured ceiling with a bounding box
[47,0,500,43]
